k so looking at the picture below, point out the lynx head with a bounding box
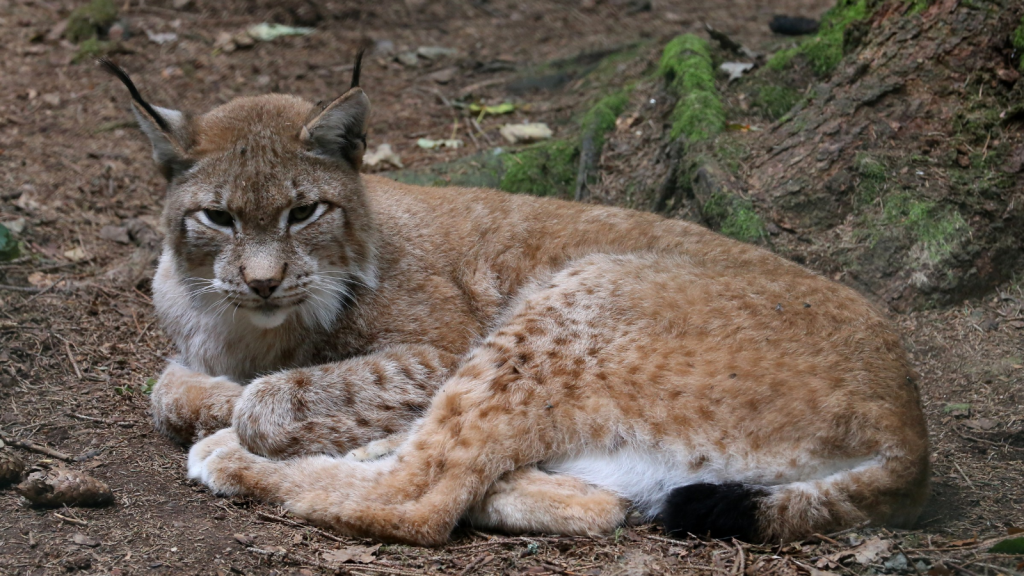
[102,54,376,332]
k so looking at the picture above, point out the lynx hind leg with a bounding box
[347,432,408,461]
[150,362,243,444]
[467,467,628,536]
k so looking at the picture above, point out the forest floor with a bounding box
[1,0,1022,575]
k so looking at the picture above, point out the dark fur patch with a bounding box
[659,483,767,542]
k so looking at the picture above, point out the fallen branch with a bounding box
[0,284,44,293]
[255,510,344,542]
[245,547,425,576]
[71,414,137,428]
[9,275,69,312]
[53,512,88,526]
[0,430,75,462]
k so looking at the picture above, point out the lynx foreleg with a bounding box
[150,362,243,444]
[467,467,628,536]
[192,345,597,544]
[232,344,458,459]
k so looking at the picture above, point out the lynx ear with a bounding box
[98,59,193,180]
[300,50,369,169]
[300,88,370,169]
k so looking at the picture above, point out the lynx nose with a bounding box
[247,278,281,299]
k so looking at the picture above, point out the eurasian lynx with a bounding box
[105,56,929,545]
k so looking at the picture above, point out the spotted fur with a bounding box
[108,62,930,545]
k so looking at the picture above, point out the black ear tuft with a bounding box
[99,58,192,180]
[351,48,365,90]
[98,58,169,132]
[659,483,767,542]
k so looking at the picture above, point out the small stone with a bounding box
[427,66,457,84]
[234,533,254,546]
[99,225,131,244]
[107,21,126,42]
[172,0,193,9]
[145,30,178,45]
[499,123,553,144]
[373,39,394,56]
[395,51,419,67]
[214,31,236,53]
[72,533,101,547]
[416,45,457,60]
[233,31,256,49]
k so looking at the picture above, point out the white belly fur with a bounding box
[544,448,879,518]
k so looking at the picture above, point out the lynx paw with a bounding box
[187,428,255,495]
[346,433,406,461]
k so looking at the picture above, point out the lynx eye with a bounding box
[203,209,234,228]
[288,203,319,223]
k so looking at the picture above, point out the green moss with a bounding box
[882,193,967,262]
[702,193,766,243]
[854,154,886,206]
[755,85,802,120]
[72,38,116,63]
[498,140,578,197]
[765,0,871,75]
[905,0,930,16]
[66,0,118,43]
[766,47,800,71]
[0,224,20,262]
[855,153,886,181]
[802,0,869,75]
[1013,16,1024,71]
[580,89,631,150]
[659,34,724,142]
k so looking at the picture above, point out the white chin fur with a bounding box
[244,306,292,329]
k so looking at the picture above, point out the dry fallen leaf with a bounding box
[63,247,88,262]
[322,543,381,564]
[826,536,892,565]
[963,418,997,431]
[72,533,100,547]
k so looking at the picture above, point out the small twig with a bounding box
[457,553,494,576]
[53,513,88,526]
[958,431,1024,450]
[0,430,75,462]
[470,118,494,145]
[946,561,985,576]
[952,460,976,489]
[9,275,68,312]
[0,284,44,293]
[971,563,1024,576]
[64,341,83,380]
[643,533,687,546]
[894,543,924,576]
[71,414,136,428]
[732,539,745,576]
[810,533,841,546]
[254,510,344,542]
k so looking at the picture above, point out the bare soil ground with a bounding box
[1,1,1022,575]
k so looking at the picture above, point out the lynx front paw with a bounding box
[187,429,255,496]
[151,363,242,445]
